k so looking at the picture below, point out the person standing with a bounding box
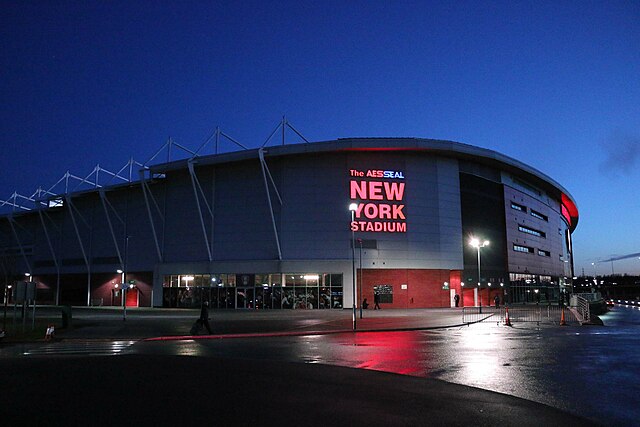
[373,291,381,310]
[200,301,212,334]
[454,293,460,308]
[494,294,500,308]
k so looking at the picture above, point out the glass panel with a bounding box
[331,288,343,309]
[210,274,221,287]
[163,288,178,307]
[210,287,219,309]
[226,274,236,287]
[325,274,333,287]
[319,287,331,309]
[307,287,318,309]
[259,286,272,309]
[237,288,247,308]
[272,286,282,309]
[282,288,295,309]
[270,274,281,286]
[177,288,195,307]
[330,274,343,287]
[255,274,269,286]
[237,274,255,287]
[304,274,319,287]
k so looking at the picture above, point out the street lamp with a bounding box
[118,234,131,321]
[117,269,126,321]
[469,237,489,311]
[349,203,358,331]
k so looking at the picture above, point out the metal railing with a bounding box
[463,304,572,325]
[461,306,497,323]
[575,295,591,323]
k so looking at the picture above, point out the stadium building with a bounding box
[0,135,578,310]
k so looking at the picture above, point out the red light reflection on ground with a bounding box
[330,331,424,376]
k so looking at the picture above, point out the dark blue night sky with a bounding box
[1,1,638,274]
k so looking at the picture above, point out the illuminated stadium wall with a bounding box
[0,138,578,309]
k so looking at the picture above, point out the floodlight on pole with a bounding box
[469,237,489,311]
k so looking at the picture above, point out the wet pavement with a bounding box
[126,306,640,425]
[2,305,638,425]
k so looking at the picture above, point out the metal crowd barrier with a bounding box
[463,304,570,325]
[575,295,591,323]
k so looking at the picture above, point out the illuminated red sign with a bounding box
[349,169,406,233]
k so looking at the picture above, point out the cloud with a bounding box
[599,132,640,175]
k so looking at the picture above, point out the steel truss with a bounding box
[1,117,311,305]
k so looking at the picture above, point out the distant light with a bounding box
[25,273,31,277]
[461,282,465,287]
[500,283,504,287]
[349,203,358,211]
[183,276,194,281]
[117,269,123,274]
[303,275,319,280]
[211,277,216,282]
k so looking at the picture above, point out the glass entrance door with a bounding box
[236,288,255,309]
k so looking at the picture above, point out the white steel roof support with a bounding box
[192,127,249,157]
[139,170,164,262]
[7,215,32,276]
[0,192,35,212]
[37,209,61,305]
[261,116,310,148]
[65,196,92,306]
[258,148,282,260]
[99,190,125,269]
[187,161,213,262]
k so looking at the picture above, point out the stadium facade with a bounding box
[0,137,578,310]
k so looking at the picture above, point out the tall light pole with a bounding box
[119,235,130,321]
[470,237,489,312]
[349,203,358,331]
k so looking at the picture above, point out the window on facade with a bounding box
[518,225,546,238]
[513,244,533,253]
[530,210,548,221]
[511,202,526,212]
[162,273,343,310]
[538,249,551,257]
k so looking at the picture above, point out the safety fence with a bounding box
[462,304,572,325]
[574,295,591,323]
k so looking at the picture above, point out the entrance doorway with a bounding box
[125,287,139,307]
[111,289,123,306]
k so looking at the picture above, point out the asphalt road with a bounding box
[1,355,598,427]
[3,305,636,426]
